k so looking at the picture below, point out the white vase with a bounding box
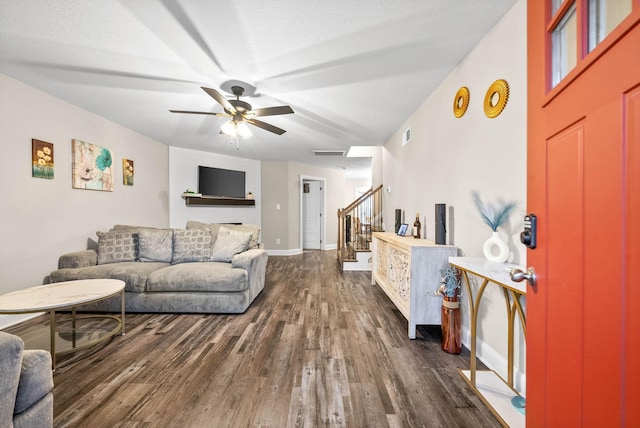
[483,231,509,262]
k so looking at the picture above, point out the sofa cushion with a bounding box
[111,224,162,232]
[0,332,22,428]
[186,221,260,249]
[146,262,249,292]
[96,231,138,264]
[172,229,211,264]
[138,229,173,263]
[49,262,169,293]
[185,220,217,230]
[13,393,53,428]
[14,350,53,414]
[58,250,98,269]
[210,226,252,262]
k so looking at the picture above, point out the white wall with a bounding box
[286,162,346,252]
[370,146,383,189]
[0,73,169,319]
[169,146,261,229]
[261,160,347,253]
[261,161,290,252]
[345,177,371,206]
[382,0,527,391]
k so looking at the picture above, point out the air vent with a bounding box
[313,150,346,156]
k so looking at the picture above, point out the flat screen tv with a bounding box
[198,166,246,198]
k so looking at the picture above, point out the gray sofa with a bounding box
[0,332,53,428]
[49,222,268,314]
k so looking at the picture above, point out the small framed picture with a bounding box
[397,223,408,236]
[122,158,134,186]
[32,139,54,179]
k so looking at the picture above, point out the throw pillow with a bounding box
[96,231,137,265]
[138,229,173,263]
[111,224,144,232]
[186,221,260,249]
[226,224,260,249]
[172,229,211,264]
[185,221,222,244]
[185,220,209,229]
[210,226,252,262]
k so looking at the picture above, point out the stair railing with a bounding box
[337,184,384,267]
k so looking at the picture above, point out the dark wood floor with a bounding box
[6,251,500,427]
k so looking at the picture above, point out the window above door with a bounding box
[548,0,634,89]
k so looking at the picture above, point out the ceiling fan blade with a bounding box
[201,86,236,114]
[246,119,287,135]
[169,109,228,116]
[249,105,294,117]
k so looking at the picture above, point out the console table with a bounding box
[371,232,457,338]
[448,257,526,428]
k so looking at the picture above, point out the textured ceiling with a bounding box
[0,0,516,177]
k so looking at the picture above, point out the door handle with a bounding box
[510,267,537,286]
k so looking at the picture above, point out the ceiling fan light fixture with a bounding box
[236,121,252,138]
[221,120,237,136]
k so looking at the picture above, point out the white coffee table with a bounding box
[0,279,125,369]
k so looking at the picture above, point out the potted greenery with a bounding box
[438,265,461,354]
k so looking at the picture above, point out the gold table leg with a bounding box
[49,310,56,370]
[471,279,490,387]
[121,289,126,335]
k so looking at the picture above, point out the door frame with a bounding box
[299,175,326,251]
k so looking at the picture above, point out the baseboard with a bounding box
[461,325,526,395]
[0,313,42,330]
[266,248,303,256]
[324,244,337,251]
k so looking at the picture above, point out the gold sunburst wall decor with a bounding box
[484,79,509,118]
[453,86,470,118]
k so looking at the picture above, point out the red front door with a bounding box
[527,1,640,426]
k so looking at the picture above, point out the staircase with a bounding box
[337,185,384,271]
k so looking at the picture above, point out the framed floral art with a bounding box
[123,158,134,186]
[32,139,54,179]
[71,139,114,191]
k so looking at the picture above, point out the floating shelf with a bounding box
[184,195,255,207]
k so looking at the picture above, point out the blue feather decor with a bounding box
[438,266,460,298]
[472,191,517,231]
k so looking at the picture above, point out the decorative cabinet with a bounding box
[371,232,457,338]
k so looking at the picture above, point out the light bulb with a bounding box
[220,120,237,136]
[236,121,252,138]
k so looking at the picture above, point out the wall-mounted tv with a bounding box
[198,166,246,198]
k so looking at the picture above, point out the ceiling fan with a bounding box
[170,86,294,136]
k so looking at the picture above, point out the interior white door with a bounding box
[303,180,322,249]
